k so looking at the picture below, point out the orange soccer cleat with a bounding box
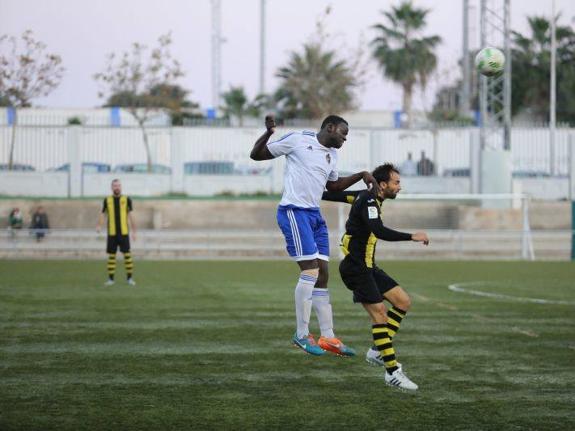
[318,336,356,357]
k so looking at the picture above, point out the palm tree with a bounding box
[275,42,358,120]
[220,86,249,126]
[371,1,441,126]
[512,16,575,123]
[220,86,269,126]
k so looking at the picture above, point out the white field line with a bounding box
[413,289,540,338]
[448,282,575,306]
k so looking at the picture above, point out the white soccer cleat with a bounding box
[104,279,115,286]
[366,347,384,366]
[366,347,402,370]
[127,278,136,286]
[384,368,418,391]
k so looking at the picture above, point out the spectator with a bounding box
[417,151,435,176]
[31,206,50,242]
[399,152,417,176]
[8,207,24,239]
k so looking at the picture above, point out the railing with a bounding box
[0,228,570,260]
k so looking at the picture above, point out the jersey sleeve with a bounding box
[322,190,361,204]
[266,132,298,157]
[127,197,133,212]
[328,168,338,182]
[361,198,412,241]
[102,199,107,213]
[328,151,338,181]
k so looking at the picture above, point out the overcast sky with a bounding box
[1,0,573,112]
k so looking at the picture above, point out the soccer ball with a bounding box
[475,47,505,77]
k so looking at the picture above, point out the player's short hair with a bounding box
[111,179,120,185]
[320,115,348,130]
[372,163,400,183]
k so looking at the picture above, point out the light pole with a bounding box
[550,0,557,176]
[259,0,267,95]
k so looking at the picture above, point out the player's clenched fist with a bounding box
[411,232,430,246]
[265,114,276,134]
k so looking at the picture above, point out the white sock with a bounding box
[295,273,316,339]
[312,288,335,338]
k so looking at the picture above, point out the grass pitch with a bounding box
[1,260,574,431]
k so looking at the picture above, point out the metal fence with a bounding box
[0,125,572,175]
[0,124,573,199]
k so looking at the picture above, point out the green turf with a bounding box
[1,260,574,431]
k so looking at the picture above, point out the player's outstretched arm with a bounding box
[369,219,430,246]
[322,190,362,204]
[326,171,380,195]
[250,115,276,161]
[361,200,413,242]
[368,218,414,242]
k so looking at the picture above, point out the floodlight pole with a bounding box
[211,0,223,113]
[550,0,557,177]
[460,0,471,117]
[259,0,267,95]
[503,0,511,152]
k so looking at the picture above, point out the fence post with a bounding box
[170,128,185,194]
[67,126,82,198]
[470,128,481,194]
[521,195,534,260]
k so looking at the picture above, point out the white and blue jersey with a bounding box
[268,131,339,261]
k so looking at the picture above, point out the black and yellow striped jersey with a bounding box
[322,189,412,268]
[102,195,133,236]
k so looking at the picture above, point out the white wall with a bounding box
[183,175,274,196]
[82,173,172,197]
[513,178,571,201]
[0,172,68,197]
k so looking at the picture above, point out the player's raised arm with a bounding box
[250,115,276,161]
[326,171,381,195]
[322,190,362,204]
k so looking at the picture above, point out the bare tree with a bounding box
[94,33,184,172]
[0,30,64,169]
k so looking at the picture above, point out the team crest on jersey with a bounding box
[326,154,331,164]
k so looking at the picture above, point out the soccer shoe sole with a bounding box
[366,356,384,366]
[384,380,418,392]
